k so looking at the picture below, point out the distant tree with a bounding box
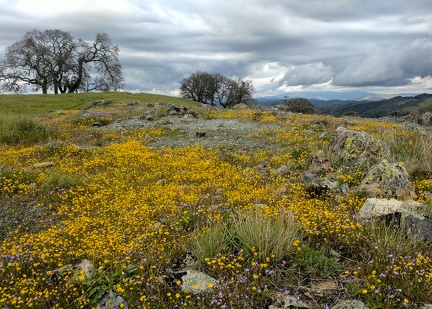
[180,71,254,108]
[282,97,316,114]
[0,29,123,94]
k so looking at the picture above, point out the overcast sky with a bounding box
[1,0,432,97]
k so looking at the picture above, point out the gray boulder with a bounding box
[329,127,390,168]
[359,160,416,200]
[358,198,432,240]
[419,111,432,125]
[302,171,342,196]
[358,198,423,219]
[405,214,432,240]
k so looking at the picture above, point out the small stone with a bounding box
[312,280,338,291]
[96,290,128,309]
[269,294,308,309]
[195,131,206,138]
[33,162,55,168]
[277,165,290,176]
[333,300,369,309]
[329,249,341,259]
[75,259,95,280]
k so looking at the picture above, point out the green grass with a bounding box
[0,115,53,145]
[0,92,195,115]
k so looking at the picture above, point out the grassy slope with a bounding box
[0,92,194,115]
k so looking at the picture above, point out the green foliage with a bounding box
[292,247,342,278]
[280,97,316,114]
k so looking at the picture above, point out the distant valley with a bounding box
[255,92,432,118]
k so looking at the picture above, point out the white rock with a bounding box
[358,198,423,219]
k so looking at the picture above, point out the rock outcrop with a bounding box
[329,127,390,168]
[358,198,432,240]
[359,160,416,200]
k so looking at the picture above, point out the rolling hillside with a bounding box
[316,93,432,117]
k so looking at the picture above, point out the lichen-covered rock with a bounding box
[180,270,216,294]
[419,111,432,125]
[359,160,416,199]
[96,290,128,309]
[329,127,390,167]
[333,300,369,309]
[268,294,308,309]
[302,171,342,196]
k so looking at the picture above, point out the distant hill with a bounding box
[254,90,387,104]
[255,93,432,118]
[316,93,432,117]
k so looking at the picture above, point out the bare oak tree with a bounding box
[180,71,254,108]
[0,29,123,94]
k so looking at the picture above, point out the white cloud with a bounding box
[280,63,333,86]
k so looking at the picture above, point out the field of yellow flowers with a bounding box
[0,93,431,308]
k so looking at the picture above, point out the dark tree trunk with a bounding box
[41,82,48,94]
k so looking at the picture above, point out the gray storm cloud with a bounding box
[1,0,432,95]
[333,38,432,87]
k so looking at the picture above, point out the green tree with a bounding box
[282,97,316,114]
[180,71,254,108]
